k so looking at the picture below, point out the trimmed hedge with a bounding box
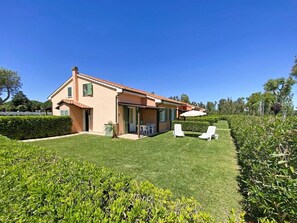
[0,135,246,222]
[185,115,220,126]
[0,116,72,140]
[172,120,210,132]
[228,115,297,222]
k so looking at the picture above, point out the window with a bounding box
[60,110,69,116]
[170,109,176,121]
[83,83,93,96]
[159,109,166,122]
[129,108,134,123]
[67,87,72,98]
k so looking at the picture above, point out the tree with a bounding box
[263,77,295,115]
[233,97,245,114]
[206,101,216,114]
[197,102,206,109]
[42,100,52,110]
[290,56,297,77]
[11,91,31,111]
[180,94,190,104]
[30,100,43,111]
[262,92,275,115]
[0,68,22,104]
[246,92,262,115]
[168,96,180,101]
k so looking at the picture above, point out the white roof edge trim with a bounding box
[48,77,72,100]
[78,74,122,92]
[162,101,182,106]
[155,99,162,103]
[147,95,158,100]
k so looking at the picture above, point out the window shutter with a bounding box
[165,109,169,121]
[68,87,72,97]
[83,83,93,96]
[87,83,93,95]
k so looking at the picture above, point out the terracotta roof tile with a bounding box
[79,73,183,105]
[58,99,92,109]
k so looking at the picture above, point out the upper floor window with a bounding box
[67,87,72,98]
[83,83,93,96]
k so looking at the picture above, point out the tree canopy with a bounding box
[0,68,22,104]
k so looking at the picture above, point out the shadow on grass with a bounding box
[184,131,202,138]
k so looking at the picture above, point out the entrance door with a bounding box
[84,110,89,131]
[128,107,136,132]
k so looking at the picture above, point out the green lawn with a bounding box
[29,120,241,220]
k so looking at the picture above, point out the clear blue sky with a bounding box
[1,0,297,106]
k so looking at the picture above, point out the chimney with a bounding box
[72,66,79,101]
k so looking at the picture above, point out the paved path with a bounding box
[21,133,81,142]
[21,132,147,142]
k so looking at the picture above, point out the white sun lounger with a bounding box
[198,126,218,141]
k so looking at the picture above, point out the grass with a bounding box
[29,120,241,220]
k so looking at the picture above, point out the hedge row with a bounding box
[0,116,72,140]
[228,115,297,222]
[0,135,247,222]
[184,115,220,125]
[172,120,210,132]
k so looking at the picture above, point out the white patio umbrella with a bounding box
[180,110,207,117]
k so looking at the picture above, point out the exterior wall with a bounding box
[50,73,181,135]
[159,122,171,132]
[59,104,69,113]
[69,104,83,132]
[141,109,157,125]
[158,104,178,132]
[52,81,73,116]
[51,77,117,134]
[146,98,156,107]
[118,93,143,105]
[76,77,117,134]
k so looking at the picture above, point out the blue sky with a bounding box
[1,0,297,106]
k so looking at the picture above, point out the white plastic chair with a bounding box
[198,126,218,141]
[140,125,148,135]
[173,124,185,137]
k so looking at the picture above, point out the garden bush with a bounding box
[185,115,220,125]
[0,116,72,140]
[0,135,247,222]
[172,120,210,132]
[228,115,297,222]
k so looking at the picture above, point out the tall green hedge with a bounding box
[0,135,231,222]
[0,116,72,140]
[172,120,210,132]
[228,115,297,222]
[185,115,220,125]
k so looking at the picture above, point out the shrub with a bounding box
[185,115,220,125]
[228,115,297,222]
[0,135,232,222]
[0,116,72,140]
[172,120,210,132]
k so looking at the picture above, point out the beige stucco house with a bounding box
[48,67,183,137]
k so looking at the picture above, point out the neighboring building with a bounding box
[48,67,183,136]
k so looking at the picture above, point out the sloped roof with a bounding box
[56,99,92,109]
[79,73,184,105]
